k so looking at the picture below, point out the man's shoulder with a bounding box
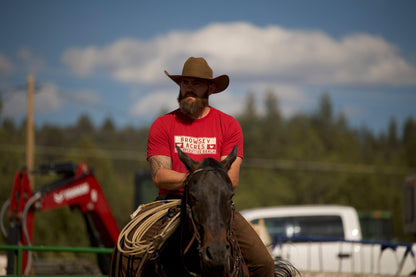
[152,109,180,123]
[210,107,235,119]
[162,108,181,118]
[210,107,239,124]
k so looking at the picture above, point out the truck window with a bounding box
[358,210,393,241]
[252,216,344,242]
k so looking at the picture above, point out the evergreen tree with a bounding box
[101,117,116,133]
[264,90,281,123]
[238,93,261,158]
[74,114,95,134]
[259,90,283,158]
[314,92,333,126]
[403,117,416,167]
[388,118,398,147]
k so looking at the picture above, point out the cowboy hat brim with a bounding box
[164,70,229,94]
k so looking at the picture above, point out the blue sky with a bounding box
[1,0,416,135]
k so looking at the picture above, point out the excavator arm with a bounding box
[2,162,120,275]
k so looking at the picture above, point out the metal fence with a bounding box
[0,245,113,277]
[272,236,416,275]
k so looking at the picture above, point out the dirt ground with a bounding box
[301,271,409,277]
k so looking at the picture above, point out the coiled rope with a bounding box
[117,199,181,256]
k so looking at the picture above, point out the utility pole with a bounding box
[26,74,35,187]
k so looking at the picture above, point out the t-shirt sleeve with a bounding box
[221,116,244,159]
[147,116,171,159]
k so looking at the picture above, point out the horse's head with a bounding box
[177,145,237,273]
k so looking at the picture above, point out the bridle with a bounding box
[180,168,244,277]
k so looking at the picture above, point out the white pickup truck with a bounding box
[241,205,416,275]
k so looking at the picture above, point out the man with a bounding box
[147,57,274,276]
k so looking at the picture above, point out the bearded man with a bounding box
[146,57,274,277]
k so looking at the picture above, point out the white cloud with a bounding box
[66,89,101,107]
[3,83,61,117]
[210,91,244,117]
[218,82,313,118]
[36,83,61,112]
[0,53,14,75]
[17,48,45,73]
[342,105,365,119]
[129,89,178,117]
[62,46,100,76]
[2,92,26,117]
[2,83,101,120]
[59,22,416,128]
[249,83,312,117]
[61,22,416,87]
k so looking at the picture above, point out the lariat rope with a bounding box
[116,170,203,257]
[117,199,181,256]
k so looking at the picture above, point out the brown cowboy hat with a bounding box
[164,57,229,94]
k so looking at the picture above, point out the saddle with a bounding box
[111,200,182,276]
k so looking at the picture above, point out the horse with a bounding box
[110,145,248,276]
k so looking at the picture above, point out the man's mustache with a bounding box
[177,89,209,102]
[184,92,197,98]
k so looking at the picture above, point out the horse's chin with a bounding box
[200,249,232,276]
[201,265,231,277]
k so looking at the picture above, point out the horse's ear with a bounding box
[221,145,238,170]
[177,146,199,172]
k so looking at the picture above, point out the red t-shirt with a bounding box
[147,107,243,195]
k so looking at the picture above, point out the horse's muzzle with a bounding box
[201,241,232,273]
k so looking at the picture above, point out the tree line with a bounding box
[0,92,415,250]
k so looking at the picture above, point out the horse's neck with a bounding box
[176,205,203,274]
[180,203,197,250]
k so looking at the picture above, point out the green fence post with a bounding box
[17,246,22,276]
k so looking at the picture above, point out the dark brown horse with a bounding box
[110,145,248,276]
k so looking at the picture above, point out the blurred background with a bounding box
[1,0,415,251]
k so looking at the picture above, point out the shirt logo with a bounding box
[175,136,216,155]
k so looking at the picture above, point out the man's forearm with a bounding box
[148,155,188,191]
[152,167,188,191]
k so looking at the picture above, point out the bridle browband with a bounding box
[180,167,243,277]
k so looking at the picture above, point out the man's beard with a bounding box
[177,90,209,119]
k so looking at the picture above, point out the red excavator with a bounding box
[0,162,122,275]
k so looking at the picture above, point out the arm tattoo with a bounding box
[148,156,172,178]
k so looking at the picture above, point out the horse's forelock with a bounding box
[200,157,227,172]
